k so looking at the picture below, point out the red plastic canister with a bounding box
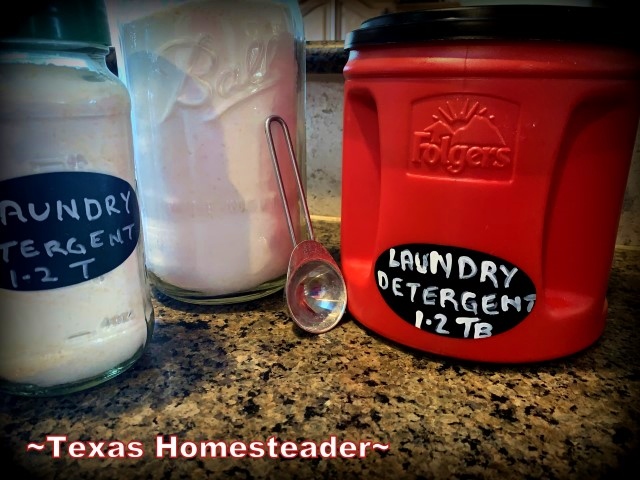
[340,5,640,363]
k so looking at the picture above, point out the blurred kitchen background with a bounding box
[300,0,639,248]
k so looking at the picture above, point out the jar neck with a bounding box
[0,40,109,68]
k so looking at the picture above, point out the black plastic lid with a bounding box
[344,5,637,50]
[0,0,111,47]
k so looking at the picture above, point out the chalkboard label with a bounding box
[0,172,141,291]
[374,244,536,339]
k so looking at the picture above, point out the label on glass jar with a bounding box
[0,172,140,291]
[374,244,536,339]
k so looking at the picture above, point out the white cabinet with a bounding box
[299,0,395,41]
[299,1,456,40]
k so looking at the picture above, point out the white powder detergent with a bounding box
[0,57,153,391]
[116,0,302,301]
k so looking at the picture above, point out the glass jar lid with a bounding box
[1,0,111,47]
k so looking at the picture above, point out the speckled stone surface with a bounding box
[1,221,639,480]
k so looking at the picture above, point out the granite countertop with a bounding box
[306,41,348,74]
[1,220,639,479]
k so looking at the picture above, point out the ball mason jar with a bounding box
[109,0,306,305]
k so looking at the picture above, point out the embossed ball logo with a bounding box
[374,244,536,339]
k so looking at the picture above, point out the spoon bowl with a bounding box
[286,240,347,334]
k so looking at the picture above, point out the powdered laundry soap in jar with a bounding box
[0,0,154,396]
[110,0,306,304]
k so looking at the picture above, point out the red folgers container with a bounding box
[341,5,640,363]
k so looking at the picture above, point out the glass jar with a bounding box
[109,0,306,304]
[0,0,155,396]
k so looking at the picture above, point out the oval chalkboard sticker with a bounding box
[374,244,536,339]
[0,172,141,291]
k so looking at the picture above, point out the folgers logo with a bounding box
[410,98,517,180]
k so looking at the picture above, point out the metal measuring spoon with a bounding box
[265,115,347,334]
